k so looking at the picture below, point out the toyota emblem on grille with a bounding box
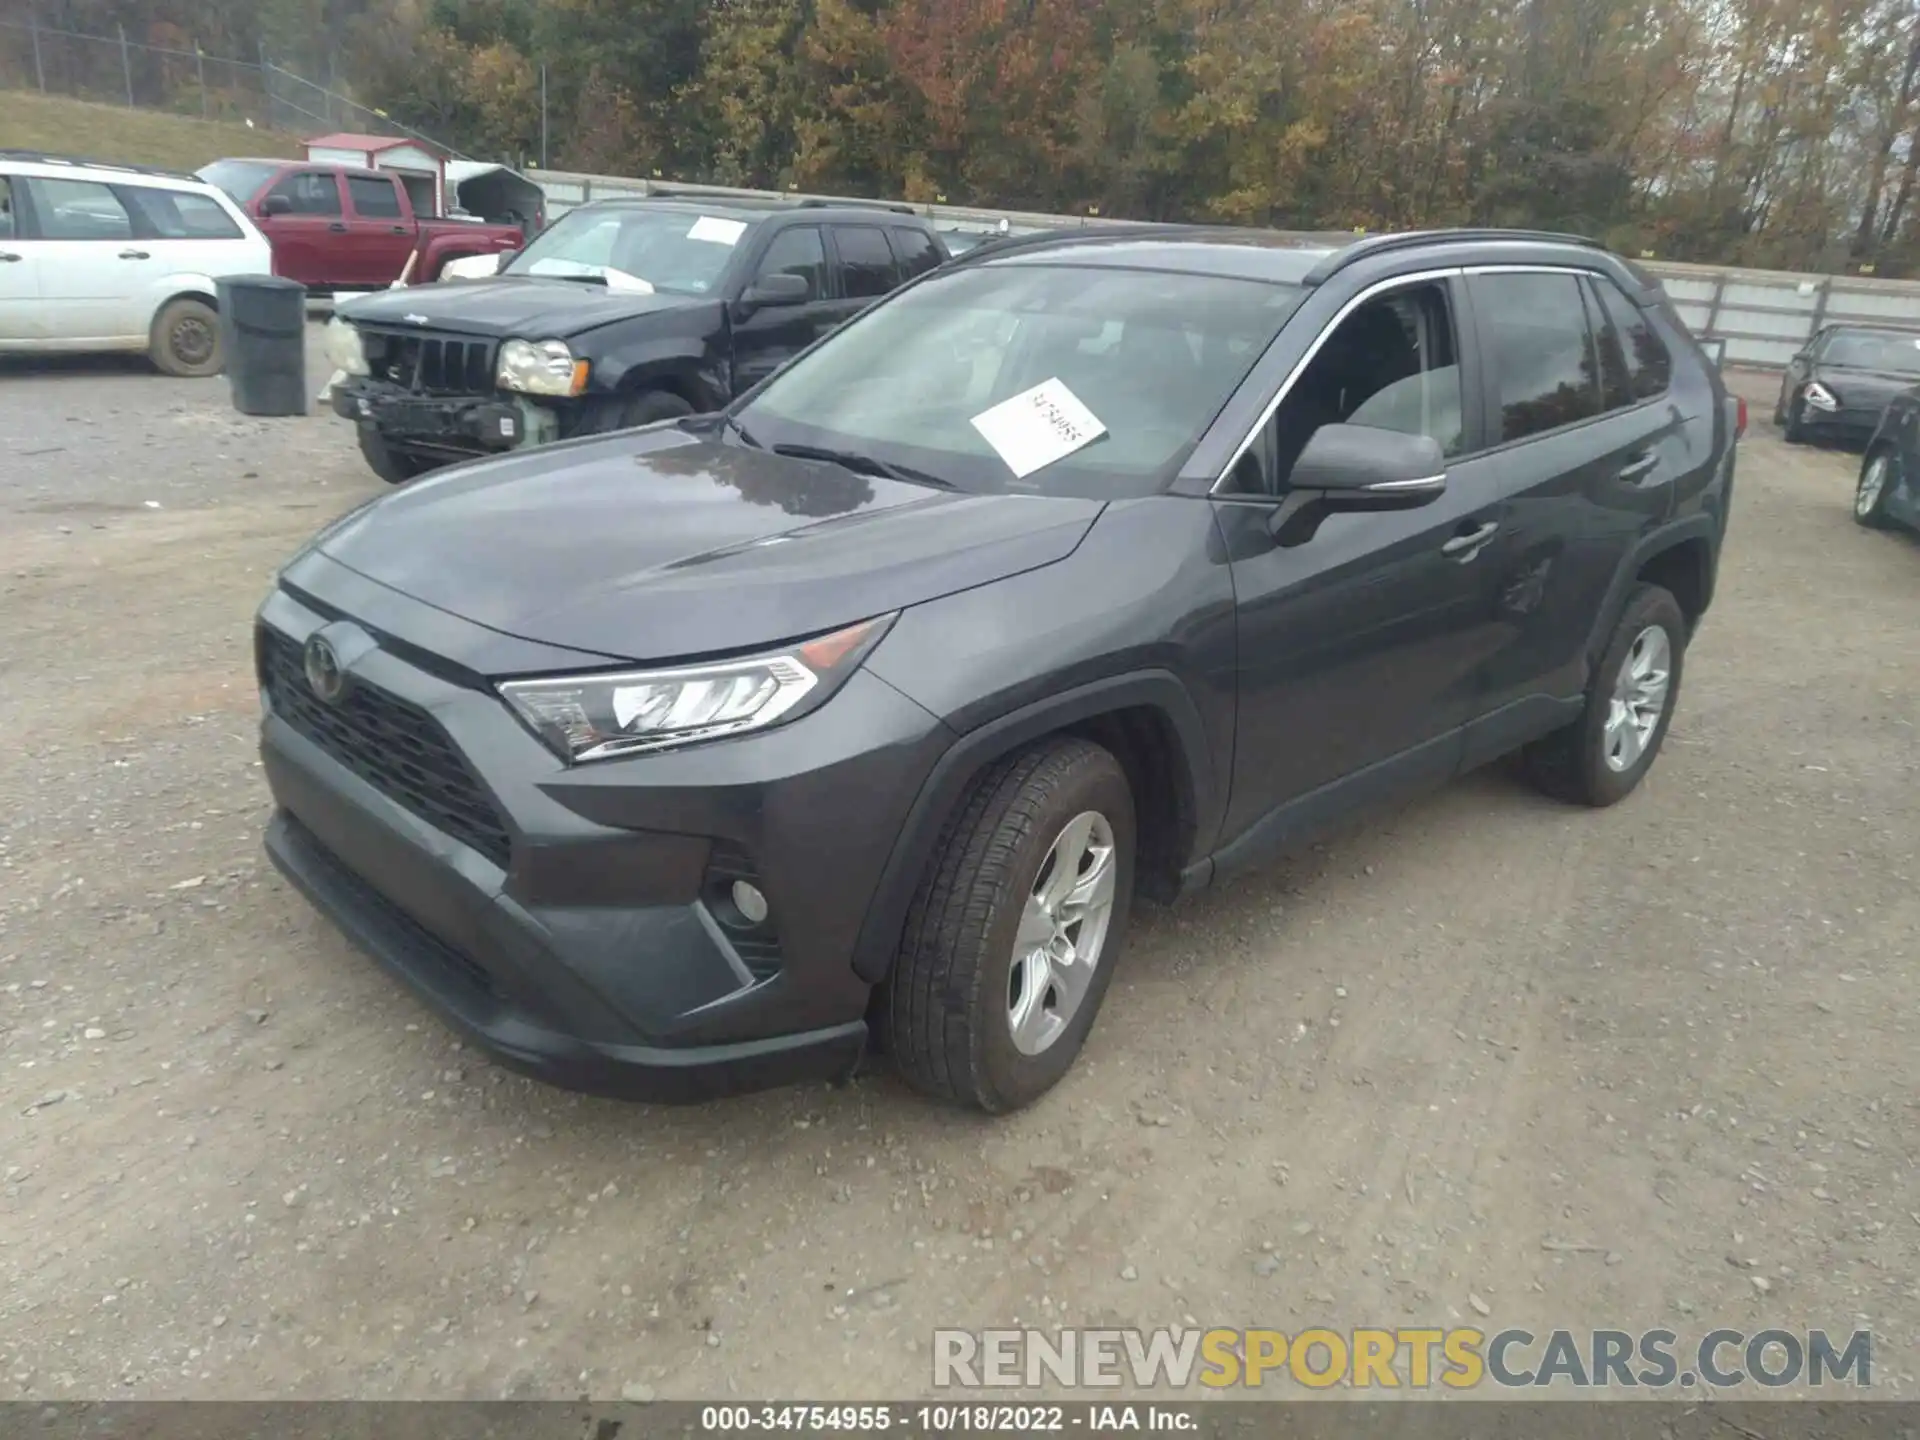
[303,634,346,704]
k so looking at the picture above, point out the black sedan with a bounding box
[1776,324,1920,444]
[1856,385,1920,535]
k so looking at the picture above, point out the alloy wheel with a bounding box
[1603,625,1672,773]
[1007,810,1117,1056]
[1857,455,1889,518]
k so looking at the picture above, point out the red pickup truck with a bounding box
[195,158,525,292]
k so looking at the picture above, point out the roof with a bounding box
[964,224,1626,289]
[305,133,445,157]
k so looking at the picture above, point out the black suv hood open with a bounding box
[315,428,1103,665]
[340,277,707,339]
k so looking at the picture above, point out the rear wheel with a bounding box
[881,737,1135,1113]
[1782,394,1807,443]
[1856,448,1897,529]
[1523,583,1686,808]
[149,298,222,378]
[357,425,433,486]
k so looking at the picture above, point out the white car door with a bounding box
[0,173,46,340]
[119,181,272,298]
[21,176,146,342]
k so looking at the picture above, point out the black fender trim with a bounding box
[848,670,1217,984]
[1585,513,1720,668]
[593,342,730,412]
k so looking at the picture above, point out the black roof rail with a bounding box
[1303,227,1606,285]
[0,148,195,181]
[796,197,918,216]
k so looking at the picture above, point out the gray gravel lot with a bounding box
[0,352,1916,1401]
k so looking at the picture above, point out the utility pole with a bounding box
[196,42,207,119]
[541,64,549,169]
[119,24,134,108]
[29,9,45,92]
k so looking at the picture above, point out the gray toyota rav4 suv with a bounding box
[257,226,1742,1112]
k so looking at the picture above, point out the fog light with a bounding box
[731,880,769,926]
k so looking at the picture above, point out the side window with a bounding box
[0,176,14,238]
[1588,275,1671,402]
[119,186,243,240]
[1472,272,1603,442]
[755,225,826,300]
[23,178,133,240]
[888,227,942,280]
[347,175,403,219]
[834,225,899,299]
[1236,282,1464,494]
[268,170,342,217]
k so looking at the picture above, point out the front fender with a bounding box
[589,320,730,411]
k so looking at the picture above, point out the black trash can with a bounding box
[215,274,308,417]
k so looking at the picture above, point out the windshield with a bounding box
[737,263,1304,497]
[195,160,279,204]
[1824,331,1920,373]
[504,206,754,295]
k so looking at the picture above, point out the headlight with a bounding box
[499,615,895,763]
[497,338,588,396]
[1804,381,1840,412]
[324,317,368,376]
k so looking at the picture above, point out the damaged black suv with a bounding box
[261,226,1740,1112]
[325,195,948,482]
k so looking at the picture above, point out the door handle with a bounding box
[0,251,20,263]
[389,225,408,234]
[1442,520,1499,559]
[328,222,348,232]
[1617,451,1660,483]
[118,249,150,260]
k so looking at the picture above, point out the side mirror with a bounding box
[1286,423,1447,511]
[741,272,810,310]
[261,195,293,217]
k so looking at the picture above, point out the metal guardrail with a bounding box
[526,168,1920,370]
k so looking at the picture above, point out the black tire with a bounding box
[1855,447,1897,530]
[357,425,433,486]
[1522,583,1687,808]
[1782,394,1806,443]
[149,297,222,378]
[591,389,695,434]
[882,737,1136,1113]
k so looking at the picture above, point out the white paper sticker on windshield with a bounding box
[687,216,748,246]
[970,379,1108,479]
[601,267,656,294]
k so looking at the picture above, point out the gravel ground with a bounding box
[0,352,1916,1402]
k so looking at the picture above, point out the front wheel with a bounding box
[1855,449,1897,529]
[1523,583,1687,808]
[1782,395,1807,443]
[587,389,695,434]
[357,425,433,486]
[881,737,1136,1113]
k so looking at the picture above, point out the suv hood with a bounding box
[314,428,1103,664]
[1813,364,1920,396]
[339,277,705,339]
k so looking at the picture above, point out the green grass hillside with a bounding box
[1,90,301,173]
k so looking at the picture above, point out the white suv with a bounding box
[0,150,274,376]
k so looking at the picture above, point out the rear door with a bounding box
[0,172,45,340]
[258,168,345,285]
[886,226,945,285]
[823,224,900,333]
[17,176,144,340]
[114,181,254,335]
[1459,267,1681,763]
[342,173,416,285]
[731,223,836,394]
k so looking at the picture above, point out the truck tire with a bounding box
[880,737,1136,1113]
[357,425,433,486]
[1522,583,1687,808]
[149,297,223,378]
[590,389,695,434]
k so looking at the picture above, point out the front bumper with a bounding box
[256,560,951,1103]
[331,377,537,457]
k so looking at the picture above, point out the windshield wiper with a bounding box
[770,443,957,490]
[723,413,762,449]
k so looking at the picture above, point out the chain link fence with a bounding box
[0,17,459,159]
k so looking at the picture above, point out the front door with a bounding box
[258,169,346,286]
[18,176,144,341]
[1218,276,1511,851]
[0,173,45,340]
[732,223,835,394]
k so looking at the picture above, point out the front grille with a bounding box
[361,326,496,396]
[259,626,514,869]
[288,814,498,1001]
